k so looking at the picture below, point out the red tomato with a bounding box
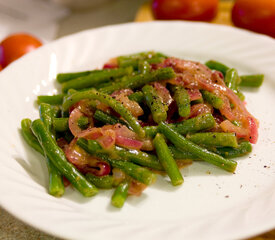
[232,0,275,38]
[0,33,42,68]
[152,0,218,21]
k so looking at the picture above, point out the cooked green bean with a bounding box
[78,116,89,129]
[205,60,230,76]
[77,138,163,171]
[142,84,167,123]
[93,110,128,126]
[53,118,68,132]
[138,60,151,74]
[158,122,237,173]
[201,90,224,109]
[63,88,145,137]
[169,141,252,159]
[144,113,215,138]
[31,119,98,197]
[153,134,183,186]
[172,86,190,117]
[111,181,129,208]
[39,104,65,197]
[186,132,238,148]
[225,68,245,101]
[107,158,156,185]
[117,51,167,69]
[128,91,144,103]
[209,141,252,158]
[37,94,65,105]
[21,118,44,155]
[99,67,176,94]
[57,70,95,83]
[239,74,264,87]
[62,67,133,93]
[86,174,114,189]
[169,146,198,160]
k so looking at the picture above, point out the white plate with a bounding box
[0,21,275,240]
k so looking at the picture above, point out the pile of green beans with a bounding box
[20,51,262,208]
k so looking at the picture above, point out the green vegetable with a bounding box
[158,122,237,173]
[111,181,129,208]
[93,110,128,126]
[63,88,145,137]
[86,174,114,189]
[225,68,245,101]
[37,94,65,105]
[128,91,144,103]
[53,118,68,132]
[39,103,65,197]
[117,51,167,69]
[186,132,238,148]
[144,113,215,138]
[138,60,151,74]
[62,67,133,93]
[172,86,190,117]
[142,84,167,123]
[31,119,98,197]
[77,138,163,171]
[169,146,198,160]
[239,74,264,87]
[153,134,183,186]
[107,158,156,186]
[201,90,224,109]
[21,118,44,155]
[209,141,252,158]
[99,67,176,94]
[205,60,230,77]
[57,70,96,83]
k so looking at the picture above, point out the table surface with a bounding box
[1,1,274,239]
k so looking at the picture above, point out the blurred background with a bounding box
[0,0,274,239]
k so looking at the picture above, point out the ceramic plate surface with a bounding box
[0,21,275,240]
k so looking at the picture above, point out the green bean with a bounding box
[205,60,230,76]
[37,94,65,105]
[39,103,65,197]
[117,51,167,69]
[138,60,151,74]
[158,122,237,173]
[63,88,145,137]
[78,116,89,129]
[77,138,163,171]
[153,134,183,186]
[53,118,68,132]
[172,86,190,117]
[85,174,114,189]
[62,67,133,93]
[111,181,129,208]
[57,70,96,83]
[31,119,98,197]
[144,113,215,138]
[239,74,264,87]
[142,84,167,123]
[99,67,176,94]
[107,158,156,185]
[209,141,252,158]
[225,68,245,101]
[169,146,198,160]
[93,110,128,126]
[21,119,65,197]
[39,103,55,138]
[128,91,144,103]
[21,119,44,155]
[170,141,252,159]
[186,132,238,148]
[201,90,224,109]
